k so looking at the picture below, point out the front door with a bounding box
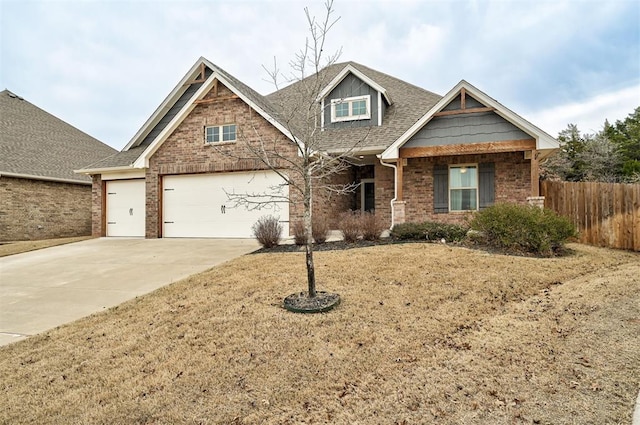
[361,179,375,213]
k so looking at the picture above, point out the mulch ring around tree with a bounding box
[283,291,341,314]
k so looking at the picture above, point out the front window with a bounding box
[205,124,236,143]
[330,95,371,122]
[449,165,478,211]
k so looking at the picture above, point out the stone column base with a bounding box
[527,196,545,208]
[392,200,407,225]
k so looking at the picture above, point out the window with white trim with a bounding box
[205,124,237,143]
[449,164,478,211]
[330,95,371,123]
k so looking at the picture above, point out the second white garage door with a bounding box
[163,171,289,238]
[106,179,146,237]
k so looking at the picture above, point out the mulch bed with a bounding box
[253,237,575,258]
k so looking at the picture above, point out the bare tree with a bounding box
[219,0,370,311]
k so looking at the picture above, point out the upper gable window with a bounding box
[330,95,371,123]
[205,124,237,143]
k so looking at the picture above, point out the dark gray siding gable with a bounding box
[139,67,213,147]
[404,111,533,148]
[323,73,380,129]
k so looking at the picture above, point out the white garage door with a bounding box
[163,171,289,238]
[106,179,146,237]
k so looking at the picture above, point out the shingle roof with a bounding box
[81,145,147,170]
[85,60,442,170]
[0,90,117,183]
[265,61,443,153]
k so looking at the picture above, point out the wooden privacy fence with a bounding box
[541,180,640,251]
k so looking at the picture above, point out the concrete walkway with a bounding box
[0,238,259,346]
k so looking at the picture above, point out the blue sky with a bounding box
[1,0,638,150]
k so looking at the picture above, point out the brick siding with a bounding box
[0,176,91,241]
[91,175,104,237]
[401,151,531,225]
[146,82,302,237]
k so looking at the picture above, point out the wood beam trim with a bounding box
[184,64,208,86]
[460,87,466,110]
[433,106,495,117]
[194,95,239,105]
[399,139,536,158]
[530,149,540,197]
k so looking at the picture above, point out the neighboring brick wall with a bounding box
[0,176,91,241]
[147,82,301,238]
[401,152,531,225]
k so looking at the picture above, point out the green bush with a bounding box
[469,203,577,256]
[391,221,468,242]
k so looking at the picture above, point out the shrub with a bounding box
[361,212,386,241]
[312,216,330,244]
[391,222,427,240]
[292,221,306,246]
[252,215,283,248]
[469,203,577,256]
[391,221,468,242]
[338,211,361,243]
[422,221,469,242]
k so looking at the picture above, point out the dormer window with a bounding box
[330,95,371,123]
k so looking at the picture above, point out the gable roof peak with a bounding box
[381,79,559,160]
[317,62,393,105]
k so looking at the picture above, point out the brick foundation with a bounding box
[1,176,92,241]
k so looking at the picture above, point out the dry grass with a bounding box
[0,243,638,424]
[0,236,93,257]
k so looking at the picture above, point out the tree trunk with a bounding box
[304,169,316,298]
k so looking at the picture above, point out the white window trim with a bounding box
[205,124,237,144]
[448,163,479,212]
[330,95,371,123]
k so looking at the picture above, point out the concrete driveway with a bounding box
[0,238,259,347]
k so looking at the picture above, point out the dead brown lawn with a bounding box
[0,243,638,424]
[0,236,93,257]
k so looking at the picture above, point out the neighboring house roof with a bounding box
[381,80,560,160]
[0,89,117,184]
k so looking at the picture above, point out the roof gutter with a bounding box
[74,165,139,175]
[377,155,397,230]
[0,172,91,185]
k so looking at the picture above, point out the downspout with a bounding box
[377,155,397,230]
